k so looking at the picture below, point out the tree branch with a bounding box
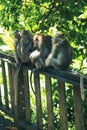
[39,0,58,25]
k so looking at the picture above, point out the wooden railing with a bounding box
[0,53,87,130]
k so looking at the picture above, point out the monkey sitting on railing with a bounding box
[45,33,73,70]
[14,30,73,71]
[29,34,52,70]
[14,30,33,64]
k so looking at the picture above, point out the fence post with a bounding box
[58,80,68,130]
[8,63,14,113]
[73,85,84,130]
[45,75,54,130]
[34,72,43,130]
[1,61,9,110]
[12,66,25,127]
[23,67,31,123]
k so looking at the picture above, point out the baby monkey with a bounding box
[45,33,73,70]
[30,34,52,70]
[14,30,33,63]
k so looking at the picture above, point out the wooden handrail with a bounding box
[0,53,86,130]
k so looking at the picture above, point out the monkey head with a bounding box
[33,34,43,50]
[14,30,21,42]
[20,30,33,43]
[52,33,65,45]
[19,30,33,54]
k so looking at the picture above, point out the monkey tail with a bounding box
[30,68,38,95]
[16,62,22,78]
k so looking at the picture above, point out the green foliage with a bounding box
[0,37,5,45]
[0,0,87,71]
[0,1,87,128]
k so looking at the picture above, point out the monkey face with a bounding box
[33,34,43,49]
[19,30,33,54]
[33,35,39,48]
[52,33,65,45]
[14,30,21,40]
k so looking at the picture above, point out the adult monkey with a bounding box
[29,34,52,70]
[14,30,33,63]
[14,30,35,94]
[45,33,73,70]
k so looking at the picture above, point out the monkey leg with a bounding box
[45,55,63,69]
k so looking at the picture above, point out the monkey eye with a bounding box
[35,38,38,41]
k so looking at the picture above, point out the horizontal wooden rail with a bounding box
[0,53,87,130]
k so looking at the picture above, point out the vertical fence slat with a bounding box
[1,61,9,110]
[12,66,25,127]
[12,66,18,125]
[45,75,54,130]
[34,72,43,130]
[0,54,86,130]
[58,80,68,130]
[73,85,84,130]
[8,63,14,113]
[0,86,2,106]
[23,67,31,123]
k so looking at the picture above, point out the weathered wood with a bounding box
[12,66,18,125]
[8,63,14,113]
[12,66,25,126]
[73,85,84,130]
[0,85,2,106]
[34,72,43,130]
[0,53,87,87]
[0,106,14,117]
[58,80,68,130]
[1,61,9,110]
[0,53,86,130]
[45,75,54,130]
[23,67,31,123]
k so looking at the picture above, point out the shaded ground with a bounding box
[0,114,14,130]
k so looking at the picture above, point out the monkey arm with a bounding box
[45,53,65,69]
[14,43,21,63]
[45,54,53,67]
[29,50,40,63]
[34,59,43,70]
[45,56,61,69]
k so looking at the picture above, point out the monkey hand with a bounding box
[45,54,52,67]
[34,60,43,70]
[29,50,40,63]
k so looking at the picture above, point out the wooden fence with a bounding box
[0,53,87,130]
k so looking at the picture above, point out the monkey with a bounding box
[14,30,21,63]
[29,34,52,70]
[14,30,33,63]
[45,33,73,70]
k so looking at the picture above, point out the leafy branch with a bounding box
[39,0,58,26]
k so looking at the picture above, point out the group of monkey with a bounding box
[14,30,73,70]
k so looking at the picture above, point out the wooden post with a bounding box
[45,75,54,130]
[23,67,31,123]
[34,72,43,130]
[8,63,14,113]
[1,61,9,110]
[73,85,84,130]
[0,85,2,106]
[58,80,68,130]
[12,66,25,127]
